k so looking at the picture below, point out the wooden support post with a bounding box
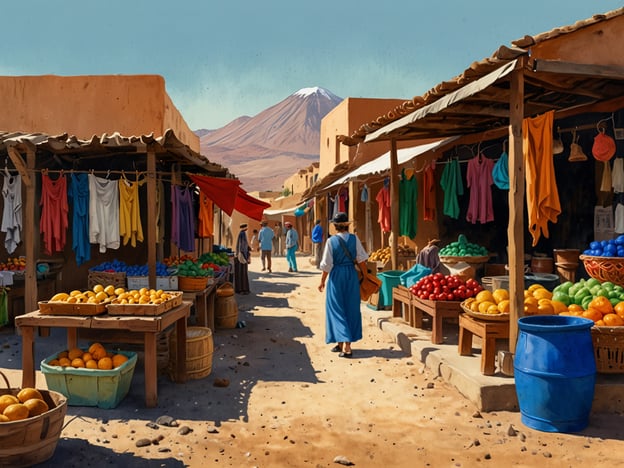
[390,139,400,270]
[348,181,357,234]
[508,60,526,353]
[24,147,37,315]
[147,150,157,289]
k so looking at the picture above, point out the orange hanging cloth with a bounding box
[522,110,561,246]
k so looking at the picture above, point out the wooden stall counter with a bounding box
[15,301,191,408]
[412,297,461,344]
[181,281,217,331]
[458,313,509,376]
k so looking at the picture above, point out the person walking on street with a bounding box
[317,212,368,358]
[273,222,282,256]
[285,221,299,272]
[311,219,323,269]
[250,229,259,254]
[234,223,251,294]
[258,220,274,273]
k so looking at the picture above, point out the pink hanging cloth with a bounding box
[40,173,69,255]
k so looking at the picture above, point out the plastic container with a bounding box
[41,350,137,409]
[514,315,596,432]
[524,273,560,290]
[378,270,403,308]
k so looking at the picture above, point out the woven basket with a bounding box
[0,372,67,467]
[178,276,208,291]
[591,326,624,373]
[579,255,624,286]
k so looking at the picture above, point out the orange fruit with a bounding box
[478,301,496,314]
[537,300,554,315]
[524,303,539,315]
[492,289,509,304]
[533,288,553,300]
[476,290,495,304]
[615,301,624,318]
[67,348,84,361]
[596,319,606,326]
[23,398,48,417]
[497,299,510,314]
[524,296,538,308]
[16,388,42,404]
[82,352,93,363]
[88,342,105,355]
[91,346,108,361]
[603,313,624,327]
[3,403,28,421]
[588,296,614,315]
[85,360,98,369]
[48,359,60,367]
[71,358,85,368]
[97,357,113,370]
[112,354,129,368]
[58,357,71,367]
[57,350,69,360]
[0,414,9,422]
[582,307,603,323]
[550,300,569,314]
[0,395,19,413]
[568,303,584,312]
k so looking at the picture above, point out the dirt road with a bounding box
[2,254,624,467]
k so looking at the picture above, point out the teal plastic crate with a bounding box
[40,350,137,409]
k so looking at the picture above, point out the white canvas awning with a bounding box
[327,136,459,189]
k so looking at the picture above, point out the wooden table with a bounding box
[392,285,415,324]
[15,301,191,408]
[182,281,217,331]
[412,297,461,344]
[458,313,510,376]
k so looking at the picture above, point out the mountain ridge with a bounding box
[195,87,342,192]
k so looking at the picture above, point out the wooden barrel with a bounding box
[169,327,213,381]
[215,295,238,328]
[553,249,580,265]
[531,256,554,273]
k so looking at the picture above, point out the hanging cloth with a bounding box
[89,174,120,253]
[612,158,624,193]
[523,110,561,246]
[375,185,391,233]
[156,179,165,243]
[422,161,436,221]
[600,161,613,193]
[440,159,463,219]
[172,185,196,252]
[118,176,144,247]
[1,168,22,254]
[492,151,509,190]
[399,168,418,238]
[466,154,495,224]
[69,173,90,266]
[198,191,214,238]
[40,173,68,256]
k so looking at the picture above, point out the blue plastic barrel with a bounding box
[378,270,404,307]
[514,315,596,433]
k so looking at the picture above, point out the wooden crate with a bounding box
[87,270,126,290]
[412,297,462,344]
[38,301,107,316]
[106,292,183,316]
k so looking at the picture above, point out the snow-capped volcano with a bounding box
[196,87,342,191]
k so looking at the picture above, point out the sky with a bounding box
[1,1,622,131]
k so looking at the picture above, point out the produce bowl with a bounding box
[579,255,624,286]
[439,255,489,264]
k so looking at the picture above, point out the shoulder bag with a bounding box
[336,235,381,301]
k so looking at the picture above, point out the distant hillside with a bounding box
[195,87,342,191]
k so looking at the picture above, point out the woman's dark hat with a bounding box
[331,212,350,224]
[239,223,248,229]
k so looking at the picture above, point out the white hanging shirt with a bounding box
[1,168,22,254]
[612,158,624,193]
[89,174,120,253]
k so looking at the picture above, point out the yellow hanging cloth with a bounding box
[522,110,561,246]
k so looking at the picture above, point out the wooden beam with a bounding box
[146,151,157,289]
[24,148,37,315]
[531,59,624,80]
[6,147,32,187]
[508,60,526,354]
[389,139,399,270]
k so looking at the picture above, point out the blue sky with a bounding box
[1,1,621,130]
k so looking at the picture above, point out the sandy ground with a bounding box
[2,254,624,467]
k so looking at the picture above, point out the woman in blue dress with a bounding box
[318,212,368,358]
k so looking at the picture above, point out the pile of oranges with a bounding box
[0,387,49,422]
[463,284,569,316]
[560,295,624,326]
[47,342,129,370]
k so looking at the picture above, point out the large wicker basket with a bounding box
[580,255,624,286]
[0,372,68,467]
[591,326,624,373]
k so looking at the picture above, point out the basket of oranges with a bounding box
[40,343,137,408]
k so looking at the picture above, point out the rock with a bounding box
[214,378,230,387]
[158,447,172,453]
[507,424,518,436]
[472,411,483,418]
[207,426,219,434]
[178,426,193,435]
[156,415,179,427]
[135,438,152,447]
[333,455,354,466]
[146,422,159,430]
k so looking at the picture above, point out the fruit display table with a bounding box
[412,297,462,344]
[15,301,191,408]
[458,313,509,376]
[182,281,217,331]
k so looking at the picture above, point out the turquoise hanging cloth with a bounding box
[0,288,8,327]
[492,151,510,190]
